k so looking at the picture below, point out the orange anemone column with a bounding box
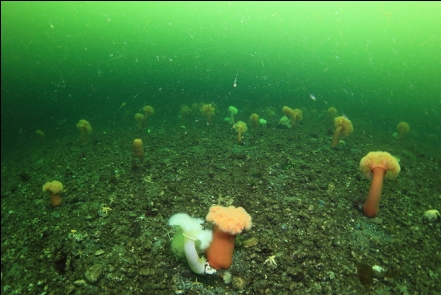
[205,225,236,269]
[363,167,386,217]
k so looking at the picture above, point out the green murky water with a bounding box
[1,2,440,147]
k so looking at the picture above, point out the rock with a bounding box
[331,237,341,247]
[232,276,247,291]
[372,265,386,279]
[288,267,304,281]
[74,279,86,286]
[85,264,104,283]
[306,183,318,190]
[139,268,154,276]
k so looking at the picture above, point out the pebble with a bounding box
[372,265,386,279]
[74,279,86,286]
[85,264,104,283]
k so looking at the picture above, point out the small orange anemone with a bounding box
[396,122,410,139]
[265,107,276,117]
[180,105,192,117]
[133,138,144,157]
[332,116,353,148]
[205,205,252,270]
[328,107,337,117]
[191,103,199,111]
[282,106,293,118]
[134,113,145,130]
[249,113,259,127]
[42,180,64,207]
[201,104,215,125]
[36,130,45,140]
[76,119,92,142]
[290,109,303,127]
[233,121,247,142]
[142,106,155,117]
[282,106,302,128]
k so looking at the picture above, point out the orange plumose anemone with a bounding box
[76,119,92,142]
[249,113,259,127]
[134,113,145,130]
[42,180,64,207]
[327,107,338,124]
[360,151,400,217]
[201,104,215,125]
[282,106,302,128]
[142,105,155,118]
[205,205,252,270]
[36,130,45,139]
[332,116,353,148]
[233,121,248,142]
[290,108,303,127]
[328,107,337,117]
[133,138,144,157]
[396,122,410,139]
[137,106,154,128]
[180,105,192,117]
